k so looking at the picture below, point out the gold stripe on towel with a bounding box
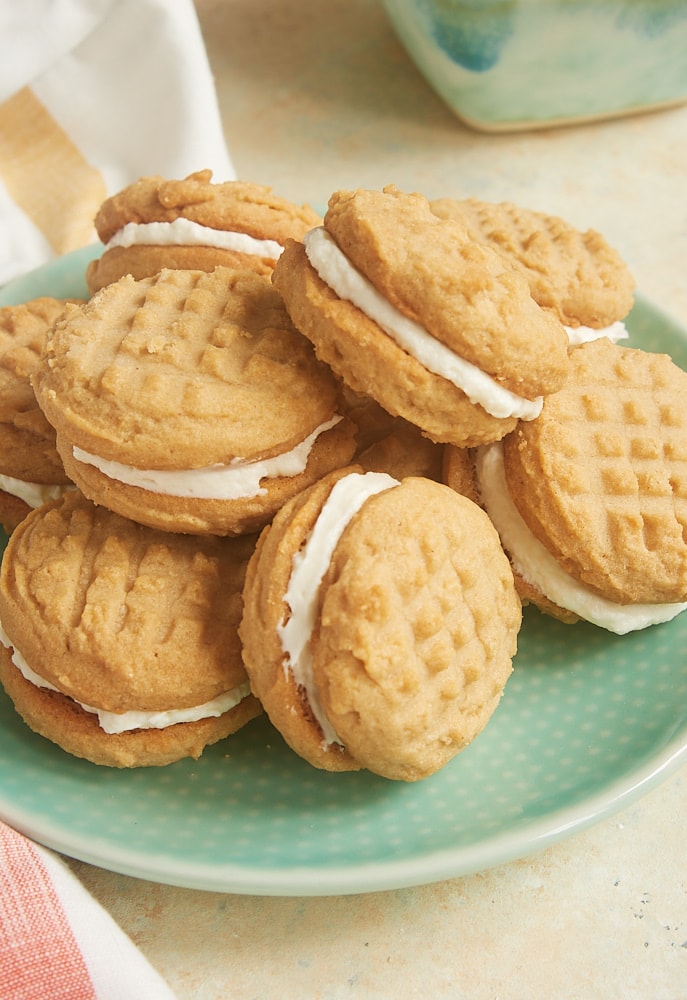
[0,86,106,254]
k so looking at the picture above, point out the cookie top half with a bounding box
[34,267,341,470]
[92,170,321,245]
[0,490,255,713]
[430,196,635,329]
[323,186,569,399]
[0,297,72,416]
[502,338,687,605]
[312,474,521,781]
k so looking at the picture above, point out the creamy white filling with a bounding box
[475,442,687,634]
[105,218,284,260]
[303,226,543,421]
[72,415,342,500]
[0,474,70,509]
[277,470,400,747]
[564,321,628,346]
[0,622,250,735]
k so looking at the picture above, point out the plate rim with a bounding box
[1,723,685,896]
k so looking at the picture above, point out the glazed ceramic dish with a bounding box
[0,247,686,896]
[383,0,687,131]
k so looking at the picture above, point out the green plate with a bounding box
[0,248,686,896]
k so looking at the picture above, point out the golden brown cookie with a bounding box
[0,490,262,767]
[339,387,400,454]
[0,298,77,531]
[356,416,444,481]
[86,170,322,292]
[341,388,444,480]
[273,185,570,448]
[472,339,687,632]
[442,444,481,507]
[33,267,357,536]
[240,467,521,781]
[429,196,635,333]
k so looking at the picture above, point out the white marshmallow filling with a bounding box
[303,226,543,421]
[0,622,250,735]
[277,470,400,748]
[475,442,687,635]
[72,415,342,500]
[105,218,284,260]
[565,321,628,346]
[0,474,70,509]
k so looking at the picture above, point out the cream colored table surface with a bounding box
[65,3,687,997]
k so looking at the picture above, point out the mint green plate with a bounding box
[0,249,686,896]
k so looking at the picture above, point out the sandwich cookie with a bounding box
[0,298,77,532]
[33,267,357,536]
[240,467,521,781]
[468,338,687,633]
[86,170,321,292]
[272,185,570,448]
[0,490,262,767]
[430,196,635,345]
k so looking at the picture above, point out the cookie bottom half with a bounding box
[0,651,263,768]
[86,244,276,293]
[57,418,358,536]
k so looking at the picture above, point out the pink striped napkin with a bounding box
[1,821,177,999]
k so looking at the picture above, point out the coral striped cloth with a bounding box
[0,0,235,287]
[0,821,177,999]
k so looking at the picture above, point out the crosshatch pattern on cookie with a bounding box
[0,494,251,711]
[429,196,635,328]
[35,267,339,469]
[0,301,56,378]
[0,298,77,409]
[503,340,687,604]
[314,479,521,776]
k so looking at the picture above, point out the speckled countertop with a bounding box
[64,2,687,996]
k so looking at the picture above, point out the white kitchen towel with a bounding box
[0,820,178,999]
[0,0,235,286]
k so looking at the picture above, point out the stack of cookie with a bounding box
[0,175,353,771]
[0,172,685,783]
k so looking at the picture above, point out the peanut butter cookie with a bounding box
[34,267,356,536]
[0,491,262,767]
[86,170,321,292]
[472,339,687,632]
[240,468,521,781]
[430,196,635,336]
[273,185,570,448]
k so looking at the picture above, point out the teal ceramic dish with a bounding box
[0,249,686,895]
[383,0,687,130]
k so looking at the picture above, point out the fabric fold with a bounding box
[1,820,178,999]
[0,0,235,285]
